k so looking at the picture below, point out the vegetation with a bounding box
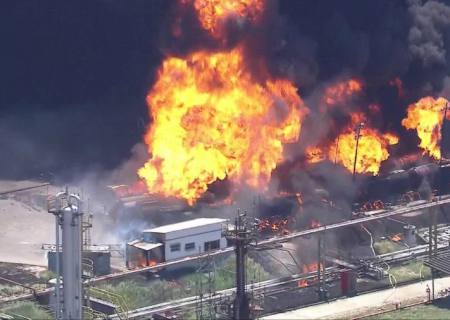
[38,270,56,283]
[388,260,431,283]
[0,301,52,320]
[368,301,450,319]
[373,239,405,255]
[0,285,25,297]
[357,259,431,292]
[94,256,270,310]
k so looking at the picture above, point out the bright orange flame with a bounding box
[324,79,363,106]
[401,97,449,160]
[138,48,306,205]
[298,262,324,287]
[187,0,264,37]
[329,113,398,175]
[305,146,325,164]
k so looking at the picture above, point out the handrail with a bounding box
[89,287,129,320]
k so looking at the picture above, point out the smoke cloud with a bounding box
[408,0,450,67]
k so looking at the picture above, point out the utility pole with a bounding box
[352,122,365,181]
[225,210,254,320]
[440,102,449,164]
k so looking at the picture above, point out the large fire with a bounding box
[401,97,449,160]
[138,48,306,204]
[183,0,265,37]
[329,113,398,175]
[306,113,398,175]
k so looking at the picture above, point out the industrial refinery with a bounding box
[2,1,450,319]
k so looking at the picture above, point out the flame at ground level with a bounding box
[306,113,398,176]
[330,128,398,176]
[139,48,307,205]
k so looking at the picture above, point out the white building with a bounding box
[126,218,228,268]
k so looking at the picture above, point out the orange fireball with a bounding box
[401,96,449,160]
[186,0,265,37]
[306,112,398,175]
[330,114,398,175]
[138,48,306,205]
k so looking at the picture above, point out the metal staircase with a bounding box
[89,287,129,320]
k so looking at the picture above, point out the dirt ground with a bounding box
[0,180,122,267]
[0,181,54,266]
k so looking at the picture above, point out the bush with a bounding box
[374,240,405,255]
[0,301,52,320]
[94,256,270,310]
[0,285,24,297]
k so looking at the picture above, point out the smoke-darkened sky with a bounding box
[1,0,450,181]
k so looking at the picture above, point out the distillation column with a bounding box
[50,191,84,320]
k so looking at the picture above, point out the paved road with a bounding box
[262,276,450,319]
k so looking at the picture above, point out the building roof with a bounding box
[144,218,227,234]
[127,240,163,251]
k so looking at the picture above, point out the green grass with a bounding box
[368,301,450,319]
[37,270,56,283]
[0,285,25,297]
[94,256,270,310]
[357,260,431,292]
[94,279,184,310]
[389,261,431,283]
[374,240,405,255]
[0,301,52,320]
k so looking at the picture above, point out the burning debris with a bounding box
[257,215,292,235]
[297,262,324,288]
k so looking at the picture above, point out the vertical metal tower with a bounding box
[225,211,254,320]
[49,189,84,320]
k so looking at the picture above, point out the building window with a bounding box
[185,242,195,251]
[170,243,181,252]
[204,240,220,252]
